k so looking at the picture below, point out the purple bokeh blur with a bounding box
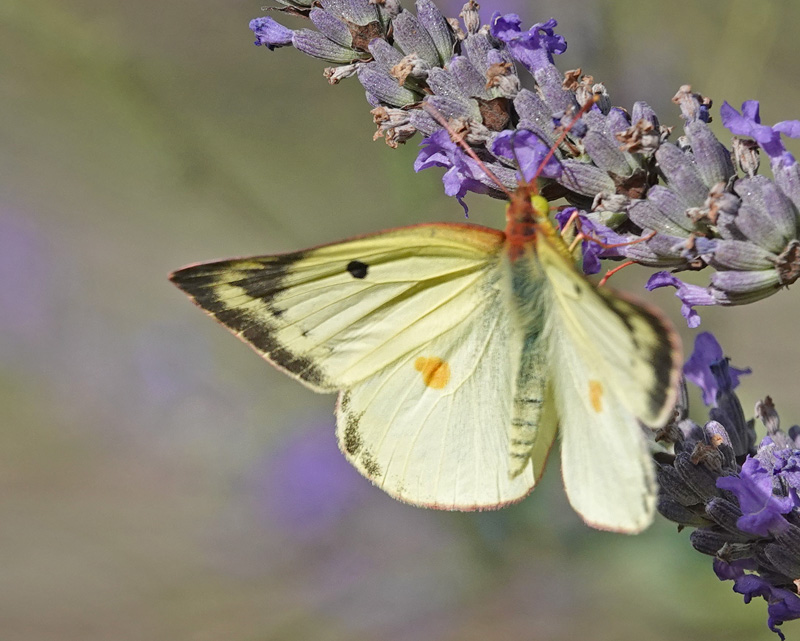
[253,422,371,539]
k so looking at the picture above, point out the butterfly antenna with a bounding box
[422,103,513,200]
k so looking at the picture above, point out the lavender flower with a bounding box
[640,97,800,325]
[657,333,800,639]
[683,332,751,405]
[249,0,673,211]
[252,2,800,324]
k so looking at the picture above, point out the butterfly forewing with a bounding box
[170,224,507,392]
[535,235,681,427]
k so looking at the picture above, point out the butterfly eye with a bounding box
[346,260,369,279]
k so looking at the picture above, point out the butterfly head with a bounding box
[504,182,563,261]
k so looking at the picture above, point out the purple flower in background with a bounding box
[682,332,751,405]
[254,424,369,539]
[0,209,52,343]
[134,323,218,405]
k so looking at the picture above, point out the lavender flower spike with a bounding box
[658,335,800,639]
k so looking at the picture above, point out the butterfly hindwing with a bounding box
[335,293,538,509]
[170,224,507,392]
[549,323,658,532]
[532,234,680,532]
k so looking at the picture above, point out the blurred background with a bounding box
[3,0,800,639]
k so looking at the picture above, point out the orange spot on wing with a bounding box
[589,380,603,412]
[414,356,451,389]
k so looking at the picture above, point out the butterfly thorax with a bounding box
[505,188,572,265]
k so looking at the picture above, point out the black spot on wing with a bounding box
[347,260,369,279]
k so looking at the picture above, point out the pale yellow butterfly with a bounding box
[170,184,681,534]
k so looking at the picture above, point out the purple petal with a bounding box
[774,119,800,139]
[770,449,800,500]
[717,457,794,537]
[490,129,562,182]
[682,332,751,405]
[249,17,295,50]
[766,587,800,639]
[683,332,722,404]
[721,100,797,167]
[713,558,758,581]
[489,13,566,73]
[645,272,717,328]
[714,559,800,640]
[554,209,625,275]
[415,129,492,213]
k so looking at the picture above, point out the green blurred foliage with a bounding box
[2,0,799,639]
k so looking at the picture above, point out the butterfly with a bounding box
[170,181,682,534]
